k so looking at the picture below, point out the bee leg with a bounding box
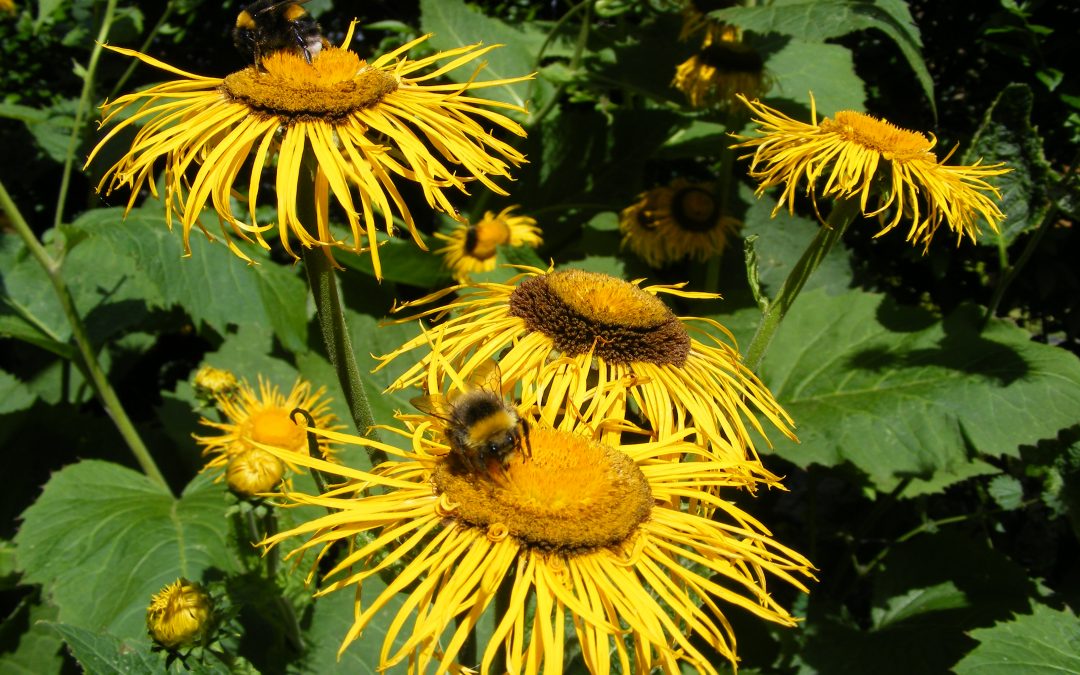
[293,27,314,64]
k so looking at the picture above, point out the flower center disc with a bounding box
[432,427,653,552]
[222,47,399,121]
[244,410,305,452]
[672,186,720,231]
[508,270,691,365]
[465,218,511,260]
[822,111,933,161]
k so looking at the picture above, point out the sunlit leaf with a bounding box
[15,462,241,641]
[954,604,1080,674]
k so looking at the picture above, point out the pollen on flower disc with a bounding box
[508,270,691,366]
[222,47,399,121]
[432,427,653,552]
[822,111,933,160]
[244,409,305,451]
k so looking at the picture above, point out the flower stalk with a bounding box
[743,197,861,371]
[0,179,168,490]
[296,162,384,463]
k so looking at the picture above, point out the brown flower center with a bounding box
[432,427,653,552]
[508,270,691,366]
[671,186,720,231]
[221,46,398,123]
[821,111,934,162]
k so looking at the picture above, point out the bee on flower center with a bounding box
[233,0,324,65]
[412,361,531,476]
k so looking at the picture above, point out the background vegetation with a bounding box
[1,0,1078,672]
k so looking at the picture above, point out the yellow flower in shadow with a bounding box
[619,178,740,266]
[194,376,340,488]
[435,206,543,282]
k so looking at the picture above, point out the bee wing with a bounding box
[410,394,452,421]
[466,358,505,396]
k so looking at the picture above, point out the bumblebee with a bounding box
[412,361,531,475]
[233,0,324,65]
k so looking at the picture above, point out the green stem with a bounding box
[54,0,119,231]
[295,166,384,463]
[527,0,592,128]
[743,197,861,371]
[0,179,167,490]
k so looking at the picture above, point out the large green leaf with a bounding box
[419,0,539,110]
[749,289,1080,494]
[45,622,170,674]
[68,205,305,350]
[967,84,1050,249]
[762,39,866,115]
[953,604,1080,674]
[15,462,241,641]
[713,0,933,114]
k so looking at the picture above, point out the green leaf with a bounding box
[45,623,164,674]
[290,580,403,674]
[67,205,291,339]
[335,236,451,288]
[954,604,1080,674]
[0,100,75,163]
[966,84,1051,248]
[15,462,241,641]
[419,0,536,110]
[739,184,854,298]
[657,121,730,159]
[0,234,72,351]
[713,0,933,114]
[871,582,968,629]
[799,532,1033,674]
[988,474,1025,511]
[762,39,866,115]
[752,289,1080,494]
[0,597,66,675]
[0,370,35,415]
[252,262,308,354]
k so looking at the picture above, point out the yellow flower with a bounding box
[620,178,740,266]
[85,29,531,278]
[226,447,286,497]
[0,0,14,16]
[673,24,770,108]
[731,94,1010,247]
[146,578,214,649]
[378,267,794,464]
[259,416,813,673]
[192,365,239,402]
[434,206,543,282]
[194,376,340,478]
